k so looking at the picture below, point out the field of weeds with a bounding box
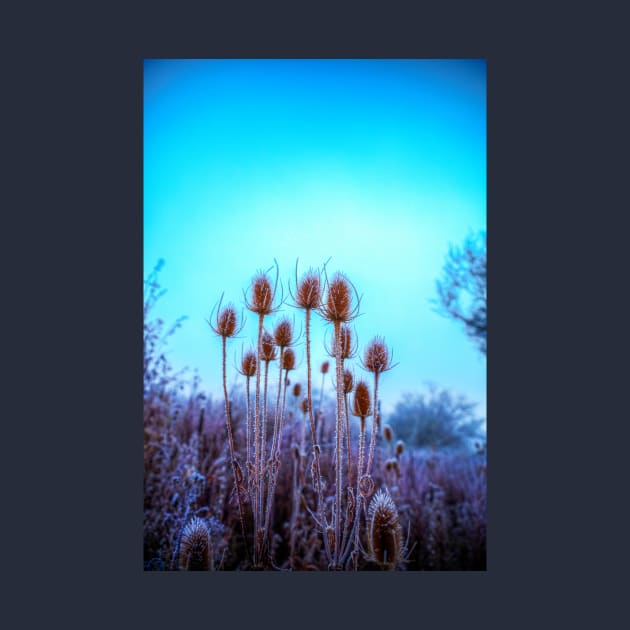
[144,261,486,571]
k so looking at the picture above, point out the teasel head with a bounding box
[395,440,405,457]
[320,271,360,324]
[367,488,404,570]
[292,383,302,398]
[273,316,294,349]
[260,330,277,362]
[178,517,210,571]
[293,262,322,311]
[320,360,329,375]
[362,336,396,374]
[301,397,309,414]
[343,369,354,395]
[237,348,257,378]
[383,425,393,443]
[244,260,282,316]
[208,294,244,339]
[282,347,296,372]
[325,323,358,360]
[352,380,372,418]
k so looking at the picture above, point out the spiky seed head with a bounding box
[353,380,372,417]
[296,270,321,310]
[282,347,296,371]
[367,488,403,570]
[395,440,404,457]
[322,273,352,322]
[383,425,393,442]
[273,317,293,348]
[335,325,353,359]
[217,305,238,338]
[301,397,309,414]
[293,383,302,398]
[343,369,353,394]
[260,330,277,362]
[241,350,257,377]
[321,360,329,374]
[250,273,274,314]
[178,517,210,571]
[364,337,390,373]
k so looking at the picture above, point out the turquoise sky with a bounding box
[144,59,486,418]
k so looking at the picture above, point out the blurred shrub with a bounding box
[389,385,484,451]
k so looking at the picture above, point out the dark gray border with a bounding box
[5,0,628,627]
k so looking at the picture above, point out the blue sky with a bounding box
[144,59,486,418]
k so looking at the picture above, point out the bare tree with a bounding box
[434,231,486,355]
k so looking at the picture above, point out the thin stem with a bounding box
[246,375,251,488]
[305,308,331,563]
[333,320,344,566]
[221,336,247,556]
[253,313,264,565]
[344,391,352,488]
[366,372,380,477]
[260,358,270,529]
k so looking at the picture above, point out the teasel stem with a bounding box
[221,336,247,559]
[366,372,380,478]
[262,349,284,556]
[289,444,301,568]
[344,390,352,488]
[353,415,367,566]
[270,346,285,468]
[316,368,326,446]
[260,355,270,528]
[305,310,331,563]
[263,365,291,559]
[253,313,264,564]
[333,320,344,566]
[246,374,252,487]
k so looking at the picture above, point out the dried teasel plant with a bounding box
[290,261,329,561]
[362,336,397,478]
[319,271,361,568]
[178,517,210,571]
[208,297,247,554]
[243,262,283,567]
[237,348,257,485]
[366,488,405,570]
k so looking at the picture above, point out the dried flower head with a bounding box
[295,269,321,310]
[343,369,354,394]
[363,336,392,374]
[367,489,403,570]
[321,360,329,374]
[245,261,281,316]
[282,347,296,371]
[250,273,273,314]
[383,425,393,442]
[273,317,293,348]
[301,397,309,414]
[217,306,237,337]
[395,440,404,457]
[292,383,302,398]
[321,272,353,323]
[353,380,372,417]
[260,330,277,362]
[208,295,243,338]
[240,350,257,377]
[178,517,210,571]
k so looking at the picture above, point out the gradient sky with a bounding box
[144,59,486,419]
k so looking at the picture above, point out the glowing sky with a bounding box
[144,59,486,418]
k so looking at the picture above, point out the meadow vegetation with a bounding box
[144,260,486,571]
